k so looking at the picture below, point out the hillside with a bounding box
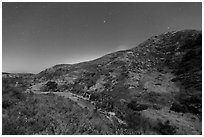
[36,29,202,115]
[3,30,202,135]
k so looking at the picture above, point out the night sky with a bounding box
[2,2,202,73]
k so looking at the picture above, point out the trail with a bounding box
[26,83,127,126]
[26,83,95,111]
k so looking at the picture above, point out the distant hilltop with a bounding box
[2,72,34,78]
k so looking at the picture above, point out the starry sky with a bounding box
[2,2,202,73]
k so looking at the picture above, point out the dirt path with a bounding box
[26,83,95,111]
[54,92,95,111]
[26,83,126,126]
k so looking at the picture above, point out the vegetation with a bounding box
[155,120,176,135]
[127,100,148,111]
[3,30,202,135]
[2,80,116,135]
[45,81,58,91]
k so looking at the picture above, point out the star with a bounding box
[103,20,106,23]
[42,5,47,8]
[178,7,182,11]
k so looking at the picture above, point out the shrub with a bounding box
[127,100,148,111]
[2,79,26,109]
[170,102,187,113]
[156,120,176,135]
[124,110,141,130]
[46,81,58,90]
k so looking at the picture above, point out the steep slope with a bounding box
[35,64,72,82]
[33,30,201,134]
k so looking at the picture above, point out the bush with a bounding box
[127,100,148,111]
[46,81,58,91]
[2,79,26,109]
[3,93,118,135]
[170,102,187,113]
[156,120,176,135]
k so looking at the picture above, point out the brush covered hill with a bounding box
[34,30,202,134]
[37,30,201,113]
[3,30,201,135]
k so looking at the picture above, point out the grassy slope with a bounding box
[2,78,117,135]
